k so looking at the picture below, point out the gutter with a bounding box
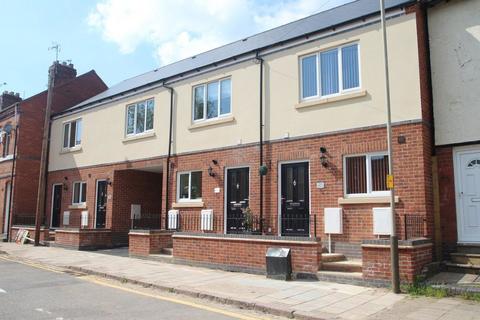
[255,53,264,233]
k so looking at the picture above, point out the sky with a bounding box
[0,0,353,98]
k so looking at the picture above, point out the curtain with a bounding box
[301,55,317,98]
[342,44,359,90]
[320,49,339,96]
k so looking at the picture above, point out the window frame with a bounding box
[125,98,155,137]
[192,77,232,123]
[300,42,361,101]
[72,181,87,205]
[176,171,203,202]
[62,118,82,150]
[343,151,389,198]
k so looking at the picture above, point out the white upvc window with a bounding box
[343,152,389,197]
[300,43,360,100]
[63,119,82,149]
[126,98,154,136]
[177,171,202,202]
[72,181,87,205]
[193,78,231,122]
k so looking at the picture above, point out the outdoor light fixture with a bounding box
[212,159,218,165]
[208,166,215,177]
[320,147,328,168]
[63,177,69,191]
[106,178,112,186]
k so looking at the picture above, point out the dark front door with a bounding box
[281,162,309,236]
[51,184,62,228]
[226,167,249,233]
[96,180,107,229]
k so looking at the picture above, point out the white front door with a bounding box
[455,147,480,243]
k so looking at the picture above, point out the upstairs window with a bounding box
[344,153,389,196]
[177,171,202,202]
[63,119,82,149]
[301,43,360,100]
[193,78,231,121]
[72,181,87,204]
[126,98,154,136]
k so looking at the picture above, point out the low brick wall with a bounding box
[129,230,173,256]
[173,233,322,277]
[362,238,433,283]
[10,226,50,242]
[54,228,113,250]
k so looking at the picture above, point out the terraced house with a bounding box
[44,0,437,282]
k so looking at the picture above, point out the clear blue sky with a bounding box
[0,0,352,98]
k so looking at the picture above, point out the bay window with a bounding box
[126,98,154,136]
[301,43,360,100]
[193,78,231,121]
[344,153,389,196]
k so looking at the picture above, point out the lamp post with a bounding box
[380,0,400,293]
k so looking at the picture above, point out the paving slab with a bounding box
[1,243,480,320]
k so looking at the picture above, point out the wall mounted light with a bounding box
[212,159,218,165]
[320,147,328,168]
[63,176,69,191]
[106,178,112,186]
[208,166,215,177]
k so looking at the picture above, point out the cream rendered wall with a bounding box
[49,12,422,172]
[429,0,480,146]
[49,86,171,171]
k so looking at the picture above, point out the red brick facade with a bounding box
[54,229,113,250]
[0,65,107,240]
[362,241,433,282]
[129,230,173,256]
[173,234,322,275]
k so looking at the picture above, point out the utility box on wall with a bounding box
[372,207,392,235]
[324,208,343,234]
[266,247,292,281]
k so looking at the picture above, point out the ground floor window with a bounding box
[177,171,202,201]
[344,153,389,196]
[72,181,87,204]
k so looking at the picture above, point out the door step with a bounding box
[161,248,173,256]
[321,253,346,263]
[451,252,480,265]
[456,244,480,255]
[321,259,362,273]
[445,262,480,274]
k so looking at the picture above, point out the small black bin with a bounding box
[265,247,292,281]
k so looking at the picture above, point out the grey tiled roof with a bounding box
[67,0,414,113]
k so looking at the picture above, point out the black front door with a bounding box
[226,167,249,233]
[51,184,62,228]
[96,180,107,229]
[281,162,309,236]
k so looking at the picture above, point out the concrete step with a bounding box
[321,259,362,273]
[445,262,480,275]
[321,253,346,263]
[456,244,480,254]
[451,252,480,265]
[161,248,173,255]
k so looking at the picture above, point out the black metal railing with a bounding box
[280,214,317,237]
[403,214,427,240]
[225,216,264,235]
[131,213,162,230]
[12,215,37,226]
[167,213,224,232]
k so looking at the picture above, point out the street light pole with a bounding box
[380,0,400,293]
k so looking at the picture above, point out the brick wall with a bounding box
[435,146,457,253]
[362,239,433,283]
[129,230,173,256]
[173,233,321,275]
[54,228,112,250]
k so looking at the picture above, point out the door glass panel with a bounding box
[297,166,305,202]
[286,167,293,201]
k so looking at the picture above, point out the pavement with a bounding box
[427,272,480,294]
[1,242,480,320]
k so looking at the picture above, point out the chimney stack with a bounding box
[0,91,22,110]
[50,61,77,87]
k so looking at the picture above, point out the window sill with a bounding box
[188,116,235,130]
[338,196,399,205]
[0,154,13,162]
[172,201,205,208]
[122,131,156,143]
[68,204,87,210]
[60,146,82,154]
[296,90,367,109]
